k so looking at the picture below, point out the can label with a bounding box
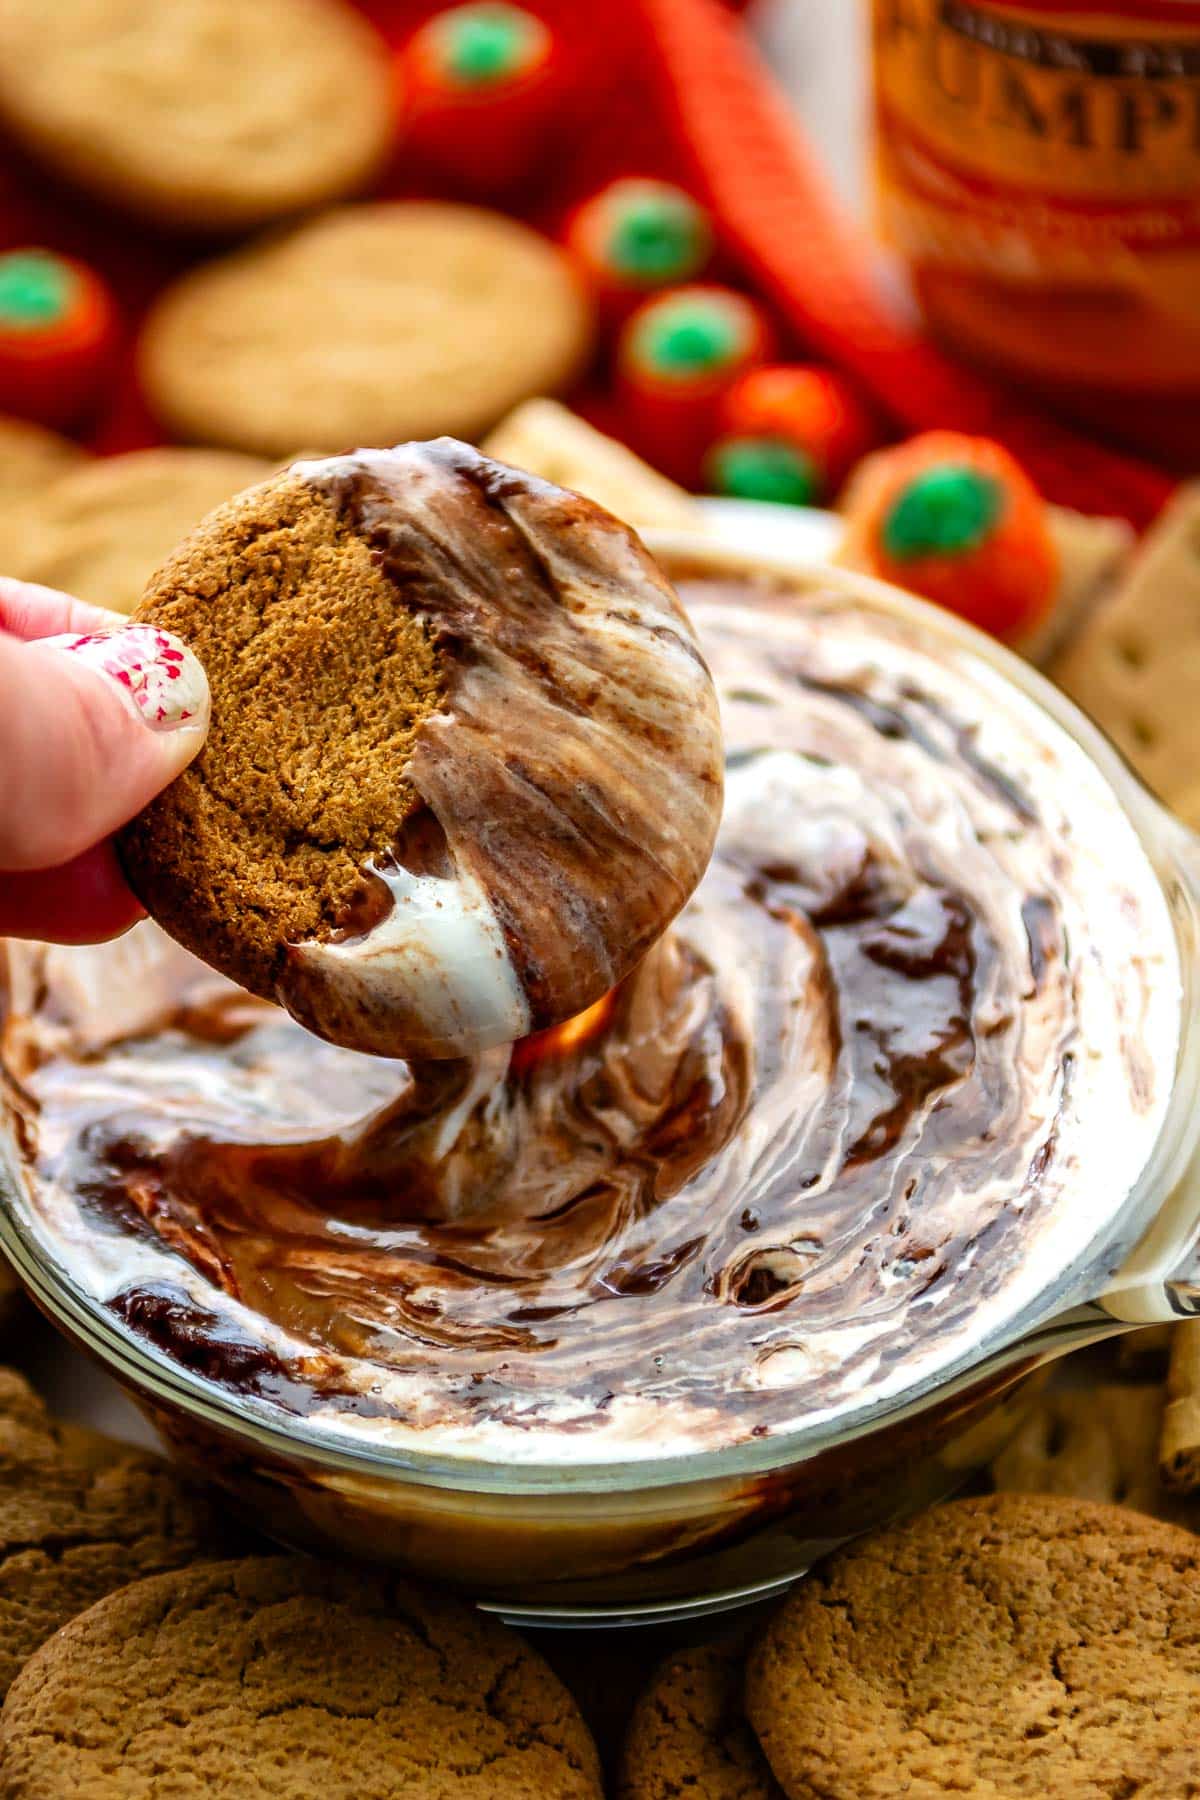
[873,0,1200,281]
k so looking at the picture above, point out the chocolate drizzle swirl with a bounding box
[0,578,1178,1454]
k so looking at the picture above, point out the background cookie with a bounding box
[988,1379,1198,1530]
[0,1365,231,1697]
[747,1495,1200,1800]
[621,1642,782,1800]
[0,446,271,614]
[139,203,593,457]
[0,415,89,501]
[1,1555,604,1799]
[0,0,393,232]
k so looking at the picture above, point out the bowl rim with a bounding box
[1,527,1196,1497]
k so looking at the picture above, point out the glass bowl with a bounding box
[2,534,1198,1628]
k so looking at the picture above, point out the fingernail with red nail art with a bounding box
[40,625,210,734]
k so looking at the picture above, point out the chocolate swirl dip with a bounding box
[0,570,1181,1461]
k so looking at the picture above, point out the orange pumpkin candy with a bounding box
[708,364,880,504]
[397,3,564,199]
[0,248,117,430]
[840,431,1059,643]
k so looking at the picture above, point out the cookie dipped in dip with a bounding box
[116,440,724,1059]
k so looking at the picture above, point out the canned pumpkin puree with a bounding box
[872,0,1200,465]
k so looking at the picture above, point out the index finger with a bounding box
[0,575,126,642]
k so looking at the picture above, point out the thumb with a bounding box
[0,624,210,873]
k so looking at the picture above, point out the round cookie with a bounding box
[0,446,271,615]
[0,0,393,232]
[117,439,723,1059]
[0,414,89,501]
[621,1643,783,1800]
[0,1555,604,1799]
[0,1366,232,1697]
[747,1494,1200,1800]
[989,1380,1200,1531]
[138,203,593,457]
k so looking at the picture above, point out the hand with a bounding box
[0,577,209,944]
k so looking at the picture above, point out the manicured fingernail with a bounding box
[40,625,209,734]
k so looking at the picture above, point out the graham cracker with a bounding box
[1161,1322,1200,1493]
[1019,504,1133,663]
[482,399,700,533]
[1051,484,1200,828]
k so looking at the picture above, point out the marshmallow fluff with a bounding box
[0,576,1182,1463]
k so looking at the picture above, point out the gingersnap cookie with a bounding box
[0,1554,603,1799]
[0,415,88,501]
[0,1366,231,1697]
[621,1643,783,1800]
[747,1494,1200,1800]
[989,1380,1199,1530]
[139,203,593,458]
[117,439,723,1059]
[0,0,392,233]
[0,446,271,615]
